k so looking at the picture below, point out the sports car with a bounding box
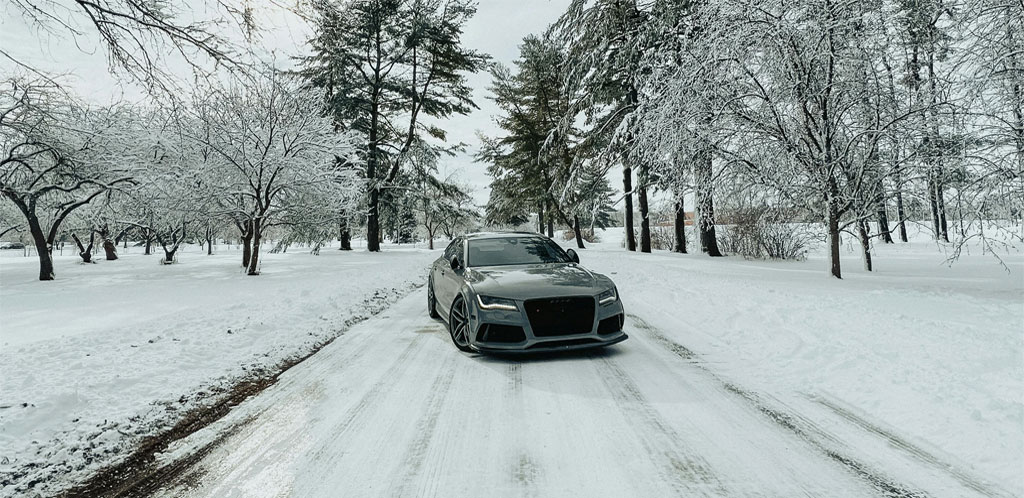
[427,232,628,353]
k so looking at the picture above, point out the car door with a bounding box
[435,237,463,316]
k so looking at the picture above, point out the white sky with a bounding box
[0,0,573,206]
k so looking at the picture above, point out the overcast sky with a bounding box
[439,0,572,204]
[1,0,573,206]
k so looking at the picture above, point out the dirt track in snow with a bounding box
[131,289,997,498]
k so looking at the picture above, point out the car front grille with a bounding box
[524,296,595,337]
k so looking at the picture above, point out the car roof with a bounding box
[462,231,548,241]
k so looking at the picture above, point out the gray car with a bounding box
[427,232,628,353]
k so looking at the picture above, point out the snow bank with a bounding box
[566,226,1023,495]
[0,243,436,497]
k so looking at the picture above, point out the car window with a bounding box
[467,237,571,267]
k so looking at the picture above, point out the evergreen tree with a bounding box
[554,0,653,252]
[297,0,487,252]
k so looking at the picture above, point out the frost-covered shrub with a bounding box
[718,208,810,260]
[649,226,673,250]
[565,228,601,243]
[622,226,680,251]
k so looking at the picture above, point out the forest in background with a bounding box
[482,0,1023,278]
[1,0,1021,280]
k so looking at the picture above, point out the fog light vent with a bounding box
[598,314,624,335]
[479,324,527,343]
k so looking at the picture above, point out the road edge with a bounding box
[54,278,427,498]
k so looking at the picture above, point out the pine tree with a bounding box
[297,0,487,252]
[554,0,651,252]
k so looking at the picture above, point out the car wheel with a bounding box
[427,279,440,319]
[448,296,473,352]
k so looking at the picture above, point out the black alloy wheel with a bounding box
[448,296,473,352]
[427,279,440,318]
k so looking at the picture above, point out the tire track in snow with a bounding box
[593,354,729,497]
[503,362,540,498]
[626,314,929,498]
[307,333,427,469]
[384,352,458,498]
[507,362,523,399]
[810,394,1013,498]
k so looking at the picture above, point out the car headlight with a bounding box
[598,288,617,305]
[477,295,518,311]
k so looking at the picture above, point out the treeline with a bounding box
[482,0,1022,278]
[2,0,489,281]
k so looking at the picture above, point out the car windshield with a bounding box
[467,237,571,267]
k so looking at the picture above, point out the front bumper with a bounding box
[473,332,628,354]
[466,294,627,353]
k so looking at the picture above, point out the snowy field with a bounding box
[0,243,436,496]
[1,228,1022,497]
[580,226,1023,495]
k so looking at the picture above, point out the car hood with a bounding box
[465,263,613,300]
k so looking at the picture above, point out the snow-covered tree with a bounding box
[0,77,143,280]
[296,0,488,252]
[480,34,603,249]
[554,0,654,252]
[192,69,356,275]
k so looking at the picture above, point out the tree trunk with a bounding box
[895,187,909,242]
[103,238,118,260]
[247,218,262,275]
[928,176,942,239]
[538,202,545,234]
[857,219,873,271]
[241,231,253,268]
[936,182,949,242]
[573,215,585,249]
[164,248,178,264]
[366,95,382,253]
[71,232,95,264]
[623,167,636,251]
[877,208,893,244]
[546,213,553,238]
[638,184,651,253]
[206,233,213,255]
[339,218,352,250]
[695,151,722,256]
[367,188,381,252]
[876,180,893,244]
[827,180,842,279]
[26,216,54,280]
[674,198,687,254]
[144,229,153,255]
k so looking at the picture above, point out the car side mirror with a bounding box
[450,256,462,271]
[566,248,580,264]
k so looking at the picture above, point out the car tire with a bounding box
[427,279,440,319]
[448,296,474,352]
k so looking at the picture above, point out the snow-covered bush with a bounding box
[719,208,810,261]
[622,226,675,251]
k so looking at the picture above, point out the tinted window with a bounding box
[467,237,571,267]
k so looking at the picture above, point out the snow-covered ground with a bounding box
[2,227,1021,497]
[578,226,1023,496]
[0,243,436,497]
[133,225,1021,498]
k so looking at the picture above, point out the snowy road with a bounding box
[141,289,976,498]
